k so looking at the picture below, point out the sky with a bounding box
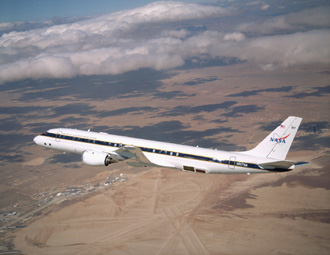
[0,0,329,84]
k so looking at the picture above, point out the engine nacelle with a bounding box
[82,150,118,166]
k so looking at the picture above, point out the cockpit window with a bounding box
[41,132,57,138]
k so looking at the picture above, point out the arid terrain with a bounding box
[0,62,329,254]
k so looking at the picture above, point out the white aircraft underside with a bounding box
[33,116,308,174]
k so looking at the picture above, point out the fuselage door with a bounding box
[56,131,62,142]
[229,156,236,169]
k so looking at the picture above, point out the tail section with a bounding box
[244,116,302,160]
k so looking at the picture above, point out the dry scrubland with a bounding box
[0,63,329,254]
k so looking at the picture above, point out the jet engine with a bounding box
[82,150,119,166]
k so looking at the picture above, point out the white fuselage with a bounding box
[33,128,281,174]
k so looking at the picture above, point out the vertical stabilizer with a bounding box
[243,116,302,160]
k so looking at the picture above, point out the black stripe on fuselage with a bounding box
[41,132,288,172]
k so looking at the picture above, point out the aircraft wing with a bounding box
[116,145,176,168]
[115,146,157,167]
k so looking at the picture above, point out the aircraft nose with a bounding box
[33,135,41,145]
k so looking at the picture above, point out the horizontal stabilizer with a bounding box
[294,161,309,166]
[258,160,297,170]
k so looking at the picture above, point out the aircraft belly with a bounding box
[52,140,97,154]
[143,153,178,168]
[53,140,81,153]
[142,152,266,174]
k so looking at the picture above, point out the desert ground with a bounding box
[0,62,329,254]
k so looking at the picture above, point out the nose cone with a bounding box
[33,135,41,145]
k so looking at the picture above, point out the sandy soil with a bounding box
[1,63,329,254]
[14,152,330,255]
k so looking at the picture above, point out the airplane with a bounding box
[33,116,308,174]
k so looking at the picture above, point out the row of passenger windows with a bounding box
[42,132,214,162]
[42,132,123,147]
